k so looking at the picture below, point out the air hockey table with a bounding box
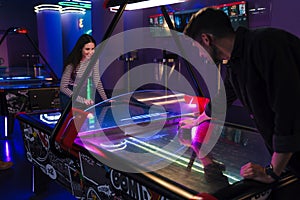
[16,90,300,200]
[0,27,60,137]
[0,77,60,137]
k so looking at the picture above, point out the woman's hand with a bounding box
[84,99,94,106]
[240,162,276,183]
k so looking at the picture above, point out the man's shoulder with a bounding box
[251,27,295,41]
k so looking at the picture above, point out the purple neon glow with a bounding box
[5,141,11,161]
[4,116,7,137]
[32,166,35,192]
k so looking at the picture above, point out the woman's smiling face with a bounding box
[81,42,95,60]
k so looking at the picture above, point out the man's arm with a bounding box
[241,30,300,183]
[271,152,293,177]
[240,152,293,183]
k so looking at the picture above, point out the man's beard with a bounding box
[210,44,222,65]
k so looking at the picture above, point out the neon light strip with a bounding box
[109,7,118,13]
[42,113,61,121]
[4,116,7,137]
[32,166,35,192]
[72,0,91,3]
[110,0,187,11]
[130,137,238,183]
[105,145,127,152]
[61,7,86,14]
[120,112,168,122]
[87,78,91,99]
[100,140,127,148]
[137,93,184,102]
[129,137,198,166]
[86,78,95,125]
[5,141,10,159]
[34,4,62,13]
[126,139,204,173]
[9,76,31,80]
[152,99,185,106]
[58,1,91,9]
[127,137,240,183]
[213,1,246,8]
[85,29,92,34]
[40,114,58,125]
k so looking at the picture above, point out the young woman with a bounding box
[60,34,108,109]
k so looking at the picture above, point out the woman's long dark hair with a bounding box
[63,34,96,73]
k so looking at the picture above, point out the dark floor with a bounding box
[0,116,76,200]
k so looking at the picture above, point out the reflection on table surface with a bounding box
[66,90,271,195]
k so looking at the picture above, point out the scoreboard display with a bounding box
[174,1,248,32]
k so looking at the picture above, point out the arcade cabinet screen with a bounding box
[149,13,174,37]
[174,1,248,32]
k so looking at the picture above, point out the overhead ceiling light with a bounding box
[34,4,62,13]
[61,7,86,14]
[72,0,91,3]
[58,0,91,9]
[109,0,187,11]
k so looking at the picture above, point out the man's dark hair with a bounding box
[184,7,234,42]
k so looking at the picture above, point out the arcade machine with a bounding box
[16,0,299,199]
[0,27,60,137]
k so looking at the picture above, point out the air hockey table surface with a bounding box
[17,90,299,200]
